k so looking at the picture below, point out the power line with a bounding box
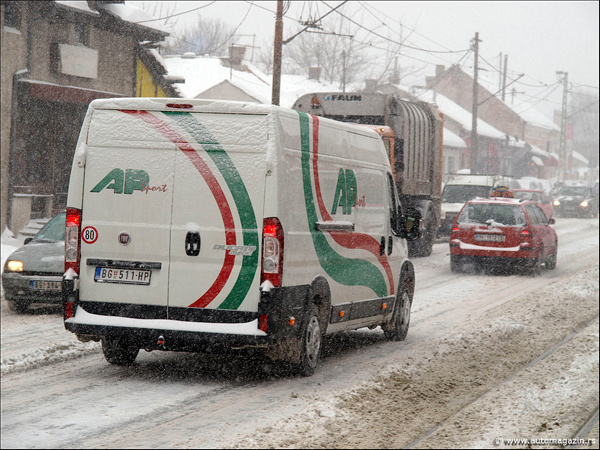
[320,0,470,54]
[134,1,217,24]
[204,2,255,54]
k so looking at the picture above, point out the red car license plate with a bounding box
[475,234,505,242]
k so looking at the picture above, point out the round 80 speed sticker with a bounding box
[82,226,99,244]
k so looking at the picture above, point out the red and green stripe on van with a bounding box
[121,110,393,311]
[298,112,394,298]
[122,110,258,311]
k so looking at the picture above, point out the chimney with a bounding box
[436,64,445,78]
[308,66,321,81]
[229,45,246,66]
[364,79,378,93]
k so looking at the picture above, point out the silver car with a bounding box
[2,212,65,313]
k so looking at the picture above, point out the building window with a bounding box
[74,21,89,46]
[3,2,22,30]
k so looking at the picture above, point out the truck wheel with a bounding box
[383,270,414,341]
[409,208,435,257]
[101,336,139,366]
[295,304,322,377]
[6,300,29,314]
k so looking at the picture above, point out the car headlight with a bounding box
[6,260,24,272]
[580,200,589,208]
[553,200,560,206]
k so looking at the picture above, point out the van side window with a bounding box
[387,173,401,233]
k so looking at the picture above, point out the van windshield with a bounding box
[457,204,526,226]
[442,185,492,203]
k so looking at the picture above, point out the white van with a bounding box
[439,174,514,236]
[63,98,421,376]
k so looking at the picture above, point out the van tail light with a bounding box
[261,217,284,287]
[64,208,81,320]
[65,208,82,275]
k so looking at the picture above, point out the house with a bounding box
[162,47,340,108]
[424,64,560,179]
[1,1,175,234]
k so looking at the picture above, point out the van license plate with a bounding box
[475,234,505,242]
[30,280,61,291]
[94,267,151,285]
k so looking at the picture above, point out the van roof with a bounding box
[90,97,278,114]
[88,97,382,140]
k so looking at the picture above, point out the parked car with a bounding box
[512,189,553,220]
[449,194,558,276]
[2,211,66,313]
[552,185,599,218]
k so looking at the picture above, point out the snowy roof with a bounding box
[54,1,99,15]
[407,86,506,139]
[99,2,168,35]
[163,55,271,102]
[53,1,168,35]
[443,127,467,148]
[162,54,339,108]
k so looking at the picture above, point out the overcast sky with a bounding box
[141,1,599,119]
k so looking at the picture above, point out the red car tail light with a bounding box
[520,229,532,244]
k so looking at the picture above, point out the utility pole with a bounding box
[271,0,284,106]
[557,71,569,183]
[470,32,481,174]
[342,50,346,93]
[501,54,508,102]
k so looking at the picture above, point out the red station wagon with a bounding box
[449,194,558,276]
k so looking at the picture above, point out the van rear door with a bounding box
[79,109,177,315]
[160,112,267,315]
[79,109,267,319]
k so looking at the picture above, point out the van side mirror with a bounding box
[396,207,422,241]
[24,237,33,245]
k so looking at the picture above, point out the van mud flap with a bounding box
[259,284,312,362]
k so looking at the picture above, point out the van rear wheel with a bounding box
[101,336,139,365]
[294,305,322,377]
[384,271,414,341]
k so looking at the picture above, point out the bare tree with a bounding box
[255,40,274,75]
[281,13,409,91]
[283,17,371,89]
[162,14,236,56]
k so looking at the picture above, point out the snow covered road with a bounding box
[1,217,598,449]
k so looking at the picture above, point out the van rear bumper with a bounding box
[64,284,312,352]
